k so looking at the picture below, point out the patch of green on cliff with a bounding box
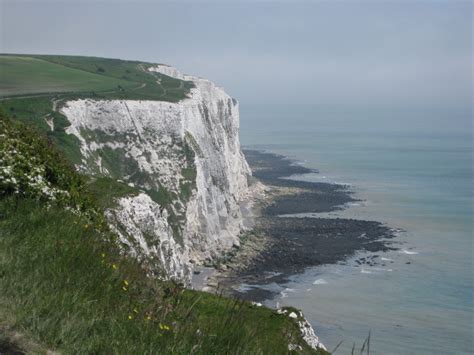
[0,113,326,354]
[180,137,198,201]
[146,185,175,206]
[185,131,203,158]
[86,176,140,209]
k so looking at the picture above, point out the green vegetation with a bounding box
[33,54,194,101]
[0,54,193,102]
[0,114,93,212]
[0,55,135,97]
[147,185,175,207]
[86,176,140,209]
[1,96,82,164]
[0,113,326,354]
[0,198,325,354]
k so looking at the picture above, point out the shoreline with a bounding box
[192,149,397,301]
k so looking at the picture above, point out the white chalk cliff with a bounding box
[61,65,256,281]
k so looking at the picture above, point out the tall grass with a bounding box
[0,198,326,354]
[0,115,327,354]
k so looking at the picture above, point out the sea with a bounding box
[239,104,473,354]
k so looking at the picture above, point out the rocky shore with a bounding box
[193,150,397,301]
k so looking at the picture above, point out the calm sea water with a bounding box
[240,105,473,354]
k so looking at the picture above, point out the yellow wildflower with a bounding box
[84,224,89,229]
[124,280,129,286]
[159,323,171,331]
[112,264,117,270]
[122,286,127,291]
[128,315,133,320]
[101,253,106,258]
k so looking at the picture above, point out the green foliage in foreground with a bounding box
[0,198,322,354]
[0,111,326,354]
[0,96,84,165]
[0,113,91,211]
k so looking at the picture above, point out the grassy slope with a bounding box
[0,106,327,353]
[0,55,135,97]
[0,54,194,101]
[1,96,84,165]
[1,198,322,354]
[34,54,194,101]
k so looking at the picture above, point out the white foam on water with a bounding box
[346,202,362,207]
[361,269,372,274]
[381,257,393,261]
[371,267,393,272]
[313,278,328,285]
[280,287,298,299]
[400,249,419,255]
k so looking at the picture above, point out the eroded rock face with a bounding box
[61,65,253,281]
[105,193,189,280]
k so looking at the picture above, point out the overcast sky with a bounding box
[1,0,472,130]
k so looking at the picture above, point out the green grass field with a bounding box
[35,54,194,101]
[0,56,135,97]
[0,54,194,101]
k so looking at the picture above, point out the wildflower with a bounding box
[122,286,127,291]
[84,224,89,229]
[159,323,171,331]
[112,264,117,270]
[133,308,138,314]
[101,253,106,258]
[123,280,129,286]
[128,315,133,320]
[146,315,152,321]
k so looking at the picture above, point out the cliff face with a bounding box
[61,65,254,280]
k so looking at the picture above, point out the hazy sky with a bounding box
[1,0,472,130]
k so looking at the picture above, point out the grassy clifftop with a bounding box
[0,114,327,353]
[0,54,193,101]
